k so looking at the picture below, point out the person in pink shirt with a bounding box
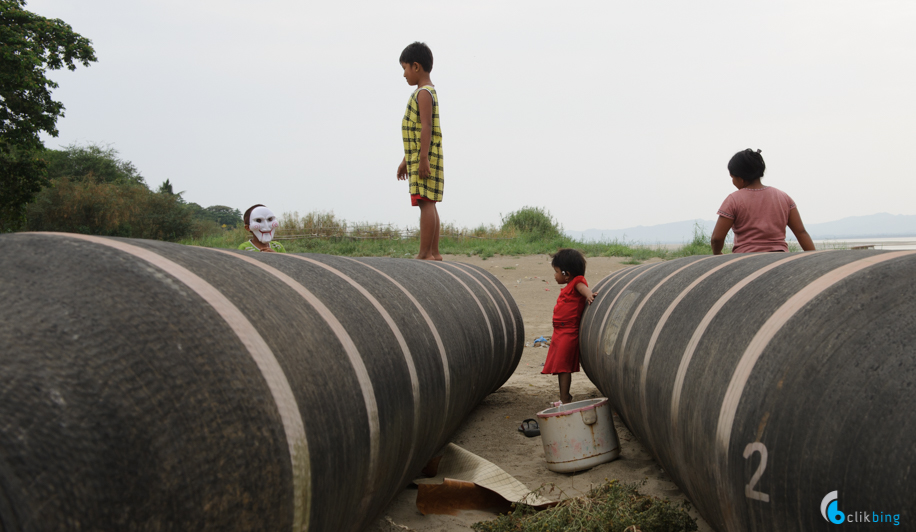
[711,149,816,254]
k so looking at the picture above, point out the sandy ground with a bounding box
[368,254,714,532]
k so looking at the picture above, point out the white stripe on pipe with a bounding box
[282,254,420,488]
[618,257,714,375]
[52,235,311,532]
[592,266,634,294]
[579,266,635,362]
[584,268,632,331]
[341,258,451,420]
[583,267,636,355]
[715,251,915,456]
[639,255,753,431]
[594,263,665,361]
[669,253,810,428]
[209,250,381,522]
[445,262,515,379]
[428,262,495,355]
[441,262,507,353]
[448,262,518,355]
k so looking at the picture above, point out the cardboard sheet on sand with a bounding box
[414,443,553,515]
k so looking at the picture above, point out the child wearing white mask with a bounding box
[238,204,286,253]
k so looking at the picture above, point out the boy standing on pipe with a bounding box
[396,42,445,260]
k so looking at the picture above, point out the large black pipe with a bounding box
[580,251,915,532]
[0,233,523,532]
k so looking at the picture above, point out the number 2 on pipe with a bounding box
[743,442,770,502]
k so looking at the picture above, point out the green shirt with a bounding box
[238,240,286,253]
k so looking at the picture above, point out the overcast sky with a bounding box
[30,0,916,232]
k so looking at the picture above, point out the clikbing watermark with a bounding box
[821,491,900,526]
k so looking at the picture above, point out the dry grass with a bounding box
[471,480,697,532]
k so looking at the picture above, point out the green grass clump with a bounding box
[180,226,249,249]
[669,222,721,258]
[501,206,562,239]
[472,480,697,532]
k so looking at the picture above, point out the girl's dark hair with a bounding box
[727,149,766,182]
[243,204,265,225]
[551,248,587,278]
[399,42,433,73]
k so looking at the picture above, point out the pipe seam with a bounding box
[211,249,381,526]
[341,257,453,445]
[427,262,495,355]
[442,262,514,383]
[283,254,421,492]
[669,253,812,429]
[638,255,752,433]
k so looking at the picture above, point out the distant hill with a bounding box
[804,213,916,239]
[565,213,916,243]
[565,220,715,244]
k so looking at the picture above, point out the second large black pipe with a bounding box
[580,250,915,531]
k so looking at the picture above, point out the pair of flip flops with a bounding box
[518,418,540,437]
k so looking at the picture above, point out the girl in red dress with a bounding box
[541,249,597,405]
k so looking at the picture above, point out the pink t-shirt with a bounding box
[717,186,796,253]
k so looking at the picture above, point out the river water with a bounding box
[811,236,916,251]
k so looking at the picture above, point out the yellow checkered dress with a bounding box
[402,85,444,201]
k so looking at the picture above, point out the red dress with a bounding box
[541,275,588,374]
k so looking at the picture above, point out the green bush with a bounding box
[25,177,193,241]
[501,206,562,239]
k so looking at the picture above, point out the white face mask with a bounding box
[248,206,279,243]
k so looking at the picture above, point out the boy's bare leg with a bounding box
[431,203,442,260]
[416,201,437,260]
[558,373,572,404]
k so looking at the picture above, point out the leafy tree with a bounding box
[203,205,242,228]
[24,142,195,241]
[0,0,96,230]
[185,203,242,230]
[25,176,193,241]
[44,143,144,185]
[0,145,47,230]
[0,0,96,146]
[157,178,175,195]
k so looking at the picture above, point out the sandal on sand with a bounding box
[518,419,540,437]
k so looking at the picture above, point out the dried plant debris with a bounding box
[472,480,698,532]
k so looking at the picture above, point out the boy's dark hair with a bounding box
[728,149,766,182]
[399,42,433,73]
[243,204,265,225]
[551,248,587,278]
